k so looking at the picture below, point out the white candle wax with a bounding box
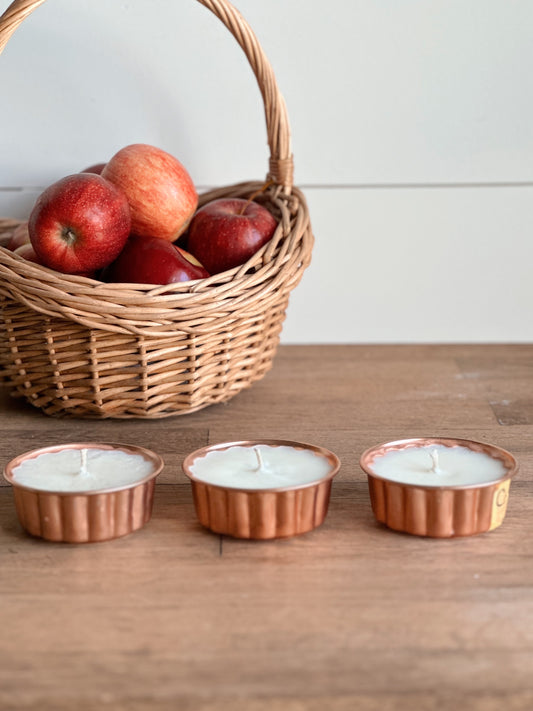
[190,444,332,489]
[12,448,155,492]
[371,444,507,487]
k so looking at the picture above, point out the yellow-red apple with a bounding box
[102,144,197,242]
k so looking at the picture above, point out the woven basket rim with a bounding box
[0,183,312,337]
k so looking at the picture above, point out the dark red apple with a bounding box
[186,198,278,274]
[81,162,106,175]
[103,234,209,285]
[6,221,31,251]
[14,243,41,264]
[102,144,198,242]
[28,173,131,274]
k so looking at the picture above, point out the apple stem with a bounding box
[238,180,274,215]
[61,227,77,245]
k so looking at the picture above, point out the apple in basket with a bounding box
[13,243,41,264]
[102,144,198,242]
[186,197,278,275]
[28,173,131,274]
[103,234,209,285]
[80,162,106,175]
[6,221,30,251]
[13,238,96,277]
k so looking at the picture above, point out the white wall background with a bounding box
[0,0,532,343]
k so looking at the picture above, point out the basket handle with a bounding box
[0,0,293,192]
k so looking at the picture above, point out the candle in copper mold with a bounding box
[370,444,507,487]
[12,447,155,492]
[190,444,332,489]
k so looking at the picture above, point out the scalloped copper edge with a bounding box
[359,438,518,538]
[3,442,164,543]
[182,440,341,539]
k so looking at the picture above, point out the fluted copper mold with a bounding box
[360,437,518,538]
[3,442,164,543]
[182,440,341,540]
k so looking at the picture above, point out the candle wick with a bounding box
[79,448,89,476]
[253,447,264,473]
[429,448,441,474]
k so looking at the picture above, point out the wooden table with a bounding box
[1,344,532,710]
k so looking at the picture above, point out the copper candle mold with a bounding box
[360,437,518,538]
[3,442,164,543]
[182,440,341,540]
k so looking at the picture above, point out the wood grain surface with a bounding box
[1,344,532,710]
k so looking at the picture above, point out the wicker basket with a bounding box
[0,0,313,419]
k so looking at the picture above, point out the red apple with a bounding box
[103,234,209,285]
[14,242,96,277]
[81,162,106,175]
[186,198,278,274]
[28,173,131,274]
[14,243,41,264]
[6,221,31,251]
[102,144,197,242]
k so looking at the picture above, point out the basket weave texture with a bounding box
[0,0,313,419]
